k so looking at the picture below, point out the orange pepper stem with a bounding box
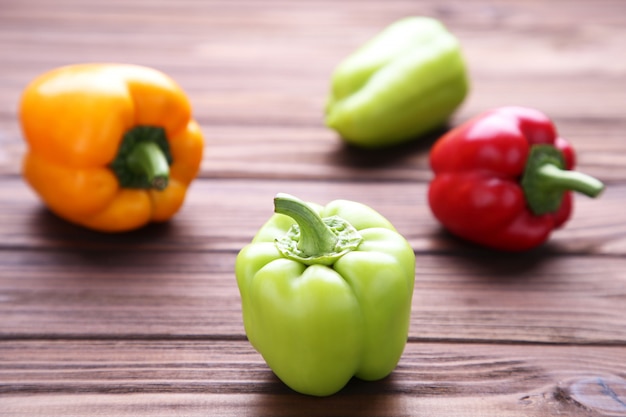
[109,126,173,190]
[126,141,169,191]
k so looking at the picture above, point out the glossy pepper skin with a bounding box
[20,63,204,232]
[325,16,469,148]
[235,194,415,396]
[428,106,604,251]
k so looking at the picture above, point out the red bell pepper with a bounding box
[428,106,604,251]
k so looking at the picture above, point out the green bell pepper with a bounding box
[325,16,469,148]
[235,194,416,396]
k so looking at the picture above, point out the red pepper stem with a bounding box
[274,193,338,257]
[126,141,170,191]
[521,144,605,215]
[536,163,604,198]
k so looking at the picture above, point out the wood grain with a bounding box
[1,178,626,255]
[1,246,625,343]
[1,340,626,416]
[1,0,625,182]
[1,0,625,415]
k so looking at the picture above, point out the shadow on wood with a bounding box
[327,125,448,170]
[425,227,564,284]
[25,206,181,251]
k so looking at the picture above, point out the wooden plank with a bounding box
[3,119,623,182]
[0,178,623,255]
[0,225,624,343]
[1,340,625,416]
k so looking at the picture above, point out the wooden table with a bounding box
[1,0,625,415]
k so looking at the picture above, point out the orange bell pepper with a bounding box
[19,63,204,232]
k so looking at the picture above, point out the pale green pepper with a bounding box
[325,16,469,148]
[235,194,415,396]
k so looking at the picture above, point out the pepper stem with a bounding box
[521,145,605,215]
[274,193,338,257]
[535,164,604,198]
[273,193,363,266]
[126,141,170,191]
[109,126,173,190]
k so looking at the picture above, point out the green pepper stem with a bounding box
[274,193,338,257]
[536,163,605,198]
[126,141,170,191]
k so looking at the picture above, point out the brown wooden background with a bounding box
[1,0,626,415]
